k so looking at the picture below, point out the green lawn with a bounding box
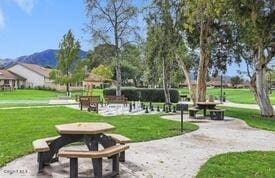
[2,88,275,104]
[179,88,275,104]
[0,106,197,167]
[196,151,275,178]
[223,107,275,131]
[0,89,103,100]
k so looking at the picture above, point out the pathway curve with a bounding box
[1,115,275,178]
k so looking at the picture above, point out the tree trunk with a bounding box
[196,18,211,102]
[66,83,70,96]
[116,63,122,96]
[251,46,274,117]
[114,7,121,97]
[177,57,196,104]
[162,56,171,104]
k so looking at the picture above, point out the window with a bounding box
[4,80,9,85]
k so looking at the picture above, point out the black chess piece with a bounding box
[145,106,149,113]
[157,105,160,112]
[129,103,132,112]
[173,105,176,113]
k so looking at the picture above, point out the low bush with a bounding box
[103,88,179,102]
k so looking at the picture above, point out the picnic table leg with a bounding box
[39,134,82,171]
[70,158,78,178]
[112,154,119,175]
[119,151,125,162]
[203,108,206,117]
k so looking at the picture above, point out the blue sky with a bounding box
[0,0,244,76]
[0,0,91,59]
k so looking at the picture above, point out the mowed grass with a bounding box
[0,106,198,167]
[179,88,275,104]
[196,151,275,178]
[0,89,103,100]
[2,88,275,104]
[223,107,275,131]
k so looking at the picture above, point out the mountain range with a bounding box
[0,49,88,68]
[0,49,243,78]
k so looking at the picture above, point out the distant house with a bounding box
[7,62,83,91]
[8,62,52,88]
[179,80,197,87]
[0,69,25,89]
[84,73,114,88]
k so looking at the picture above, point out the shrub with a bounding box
[103,88,179,102]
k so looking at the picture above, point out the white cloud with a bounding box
[13,0,37,14]
[0,9,5,29]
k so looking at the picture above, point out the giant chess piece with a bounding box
[163,104,166,112]
[129,103,132,112]
[165,106,169,113]
[157,105,160,112]
[173,105,176,113]
[145,106,149,113]
[133,101,136,110]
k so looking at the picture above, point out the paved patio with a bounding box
[1,115,275,178]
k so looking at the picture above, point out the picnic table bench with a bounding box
[59,145,129,178]
[104,95,128,106]
[209,109,226,120]
[32,122,130,178]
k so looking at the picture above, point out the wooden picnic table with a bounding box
[196,102,217,117]
[38,122,116,172]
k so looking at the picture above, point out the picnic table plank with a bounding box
[55,122,115,135]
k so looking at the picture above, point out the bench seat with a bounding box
[209,109,226,120]
[58,145,129,178]
[104,95,128,105]
[58,145,129,159]
[105,134,131,162]
[106,134,131,144]
[189,108,200,118]
[33,136,60,152]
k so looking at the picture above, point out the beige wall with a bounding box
[46,81,83,91]
[8,65,45,87]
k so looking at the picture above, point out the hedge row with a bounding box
[103,88,179,103]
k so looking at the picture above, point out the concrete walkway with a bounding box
[1,115,275,178]
[220,101,261,110]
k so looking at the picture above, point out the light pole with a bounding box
[220,74,223,104]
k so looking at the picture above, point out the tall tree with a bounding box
[120,44,144,86]
[85,0,139,96]
[50,30,85,96]
[145,0,175,104]
[231,0,275,116]
[86,44,116,70]
[145,0,197,103]
[183,0,228,102]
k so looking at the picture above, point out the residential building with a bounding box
[0,69,25,89]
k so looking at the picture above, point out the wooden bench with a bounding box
[79,96,101,112]
[104,95,128,106]
[209,109,225,120]
[32,136,60,171]
[58,145,129,178]
[189,108,200,118]
[106,134,131,162]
